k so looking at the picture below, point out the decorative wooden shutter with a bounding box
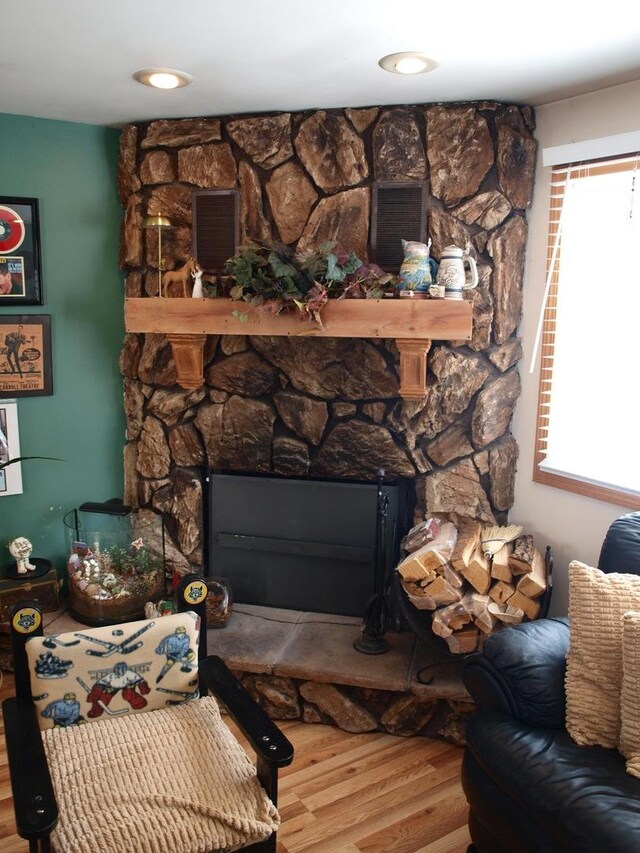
[371,182,428,272]
[192,190,239,271]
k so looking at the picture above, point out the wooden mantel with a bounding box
[125,297,473,400]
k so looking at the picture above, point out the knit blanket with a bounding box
[42,696,280,853]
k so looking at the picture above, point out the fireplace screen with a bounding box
[206,472,409,616]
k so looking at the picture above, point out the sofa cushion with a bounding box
[599,512,640,574]
[620,610,640,777]
[565,561,640,748]
[466,710,640,853]
[471,617,569,727]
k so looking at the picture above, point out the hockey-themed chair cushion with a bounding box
[25,611,200,730]
[41,695,280,853]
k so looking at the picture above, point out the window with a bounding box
[533,154,640,509]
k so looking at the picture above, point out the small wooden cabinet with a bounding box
[124,297,473,401]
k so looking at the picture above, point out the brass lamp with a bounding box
[142,214,172,297]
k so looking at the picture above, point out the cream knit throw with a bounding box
[42,697,280,853]
[565,561,640,749]
[620,611,640,777]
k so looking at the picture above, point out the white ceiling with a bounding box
[4,0,640,128]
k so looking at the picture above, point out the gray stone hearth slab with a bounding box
[409,639,471,701]
[274,621,416,691]
[208,604,299,674]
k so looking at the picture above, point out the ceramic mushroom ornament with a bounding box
[8,537,37,574]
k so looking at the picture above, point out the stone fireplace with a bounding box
[117,101,535,740]
[118,100,535,587]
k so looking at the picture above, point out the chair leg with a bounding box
[241,836,276,852]
[29,837,51,853]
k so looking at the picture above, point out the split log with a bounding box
[515,549,547,599]
[397,552,435,583]
[507,589,541,620]
[488,602,525,624]
[436,597,474,631]
[431,611,453,638]
[510,535,536,575]
[490,543,513,582]
[489,580,516,605]
[445,626,479,654]
[458,545,491,595]
[441,563,464,588]
[423,575,462,606]
[400,580,437,610]
[450,520,482,573]
[396,522,457,579]
[469,593,496,634]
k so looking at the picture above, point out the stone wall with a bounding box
[118,102,536,574]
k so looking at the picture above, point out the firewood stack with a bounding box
[396,519,548,654]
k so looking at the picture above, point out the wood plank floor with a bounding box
[0,672,471,852]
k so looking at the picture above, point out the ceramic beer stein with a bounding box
[436,245,478,299]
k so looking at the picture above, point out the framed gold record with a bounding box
[0,197,43,305]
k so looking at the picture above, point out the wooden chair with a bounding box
[2,574,294,853]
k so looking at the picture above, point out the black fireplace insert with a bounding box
[205,471,410,617]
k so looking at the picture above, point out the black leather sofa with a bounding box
[462,512,640,852]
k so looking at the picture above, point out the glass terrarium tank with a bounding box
[63,502,166,626]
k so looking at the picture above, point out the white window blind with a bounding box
[534,154,640,508]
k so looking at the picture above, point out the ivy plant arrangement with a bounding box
[221,241,394,323]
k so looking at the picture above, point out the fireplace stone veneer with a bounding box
[118,100,535,597]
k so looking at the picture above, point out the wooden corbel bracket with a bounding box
[396,338,432,401]
[166,334,207,390]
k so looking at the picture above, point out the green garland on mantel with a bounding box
[213,241,394,323]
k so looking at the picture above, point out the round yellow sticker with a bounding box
[183,580,206,606]
[12,607,42,635]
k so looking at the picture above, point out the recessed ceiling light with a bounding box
[133,68,193,90]
[378,52,438,75]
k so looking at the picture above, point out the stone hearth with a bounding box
[35,603,472,744]
[207,604,472,742]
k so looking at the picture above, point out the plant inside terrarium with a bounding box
[222,241,394,322]
[68,538,164,604]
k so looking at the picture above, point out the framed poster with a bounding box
[0,315,52,397]
[0,197,43,305]
[0,400,23,496]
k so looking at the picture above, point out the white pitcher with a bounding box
[436,245,478,300]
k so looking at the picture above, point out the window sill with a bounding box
[533,467,640,511]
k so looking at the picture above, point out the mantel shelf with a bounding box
[124,297,473,400]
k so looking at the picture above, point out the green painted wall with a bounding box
[0,113,124,573]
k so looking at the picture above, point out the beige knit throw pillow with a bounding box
[565,561,640,749]
[620,611,640,776]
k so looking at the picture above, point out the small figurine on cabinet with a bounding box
[162,257,201,298]
[8,536,37,574]
[191,263,204,298]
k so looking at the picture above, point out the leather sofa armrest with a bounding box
[463,617,569,728]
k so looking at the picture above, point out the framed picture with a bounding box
[0,400,23,496]
[0,315,53,398]
[0,197,43,305]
